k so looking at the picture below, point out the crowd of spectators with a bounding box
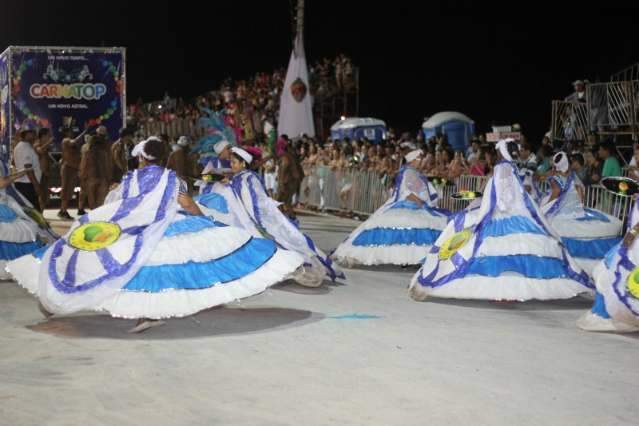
[127,54,357,145]
[282,130,630,195]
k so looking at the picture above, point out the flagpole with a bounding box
[278,0,314,139]
[296,0,304,42]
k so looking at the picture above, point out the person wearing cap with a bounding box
[79,131,113,209]
[195,140,233,198]
[217,139,231,158]
[13,127,43,211]
[111,128,136,183]
[58,126,90,220]
[539,151,622,275]
[572,80,587,103]
[8,137,305,333]
[410,139,594,302]
[333,149,449,267]
[225,146,343,287]
[202,140,232,175]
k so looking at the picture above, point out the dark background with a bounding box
[2,1,638,143]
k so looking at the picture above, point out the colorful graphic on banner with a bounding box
[290,77,307,103]
[2,47,125,153]
[0,54,9,160]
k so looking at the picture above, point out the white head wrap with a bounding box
[553,151,569,173]
[132,137,160,160]
[177,136,189,147]
[404,149,423,164]
[493,139,518,212]
[496,138,516,162]
[400,141,417,150]
[214,140,231,155]
[231,147,253,164]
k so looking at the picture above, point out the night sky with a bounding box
[2,1,638,143]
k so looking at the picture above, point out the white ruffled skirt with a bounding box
[333,200,449,266]
[7,213,304,319]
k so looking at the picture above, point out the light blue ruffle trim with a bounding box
[352,228,441,247]
[480,215,545,239]
[123,237,277,292]
[388,200,450,216]
[465,255,576,279]
[195,192,229,214]
[0,240,43,260]
[0,204,18,223]
[164,215,225,238]
[576,209,610,222]
[561,236,621,259]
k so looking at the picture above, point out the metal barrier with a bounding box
[137,118,204,140]
[551,100,590,142]
[611,63,639,83]
[299,168,634,225]
[300,166,390,215]
[587,81,639,137]
[549,81,638,140]
[584,184,633,225]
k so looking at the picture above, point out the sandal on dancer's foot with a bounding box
[38,302,53,318]
[128,319,166,334]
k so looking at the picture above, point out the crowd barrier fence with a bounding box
[298,167,633,228]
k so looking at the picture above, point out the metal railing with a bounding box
[299,168,634,225]
[583,184,633,224]
[611,63,639,83]
[587,81,639,136]
[551,81,639,142]
[137,118,203,140]
[551,100,590,141]
[300,166,390,215]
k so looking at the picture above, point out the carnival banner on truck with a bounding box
[0,53,10,161]
[0,46,126,159]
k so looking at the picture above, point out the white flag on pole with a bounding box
[277,35,315,138]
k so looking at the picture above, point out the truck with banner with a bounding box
[0,46,126,163]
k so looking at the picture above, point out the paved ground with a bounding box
[0,212,638,426]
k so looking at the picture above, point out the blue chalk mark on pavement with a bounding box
[328,313,381,320]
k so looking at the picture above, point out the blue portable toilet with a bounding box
[330,117,387,144]
[422,112,475,152]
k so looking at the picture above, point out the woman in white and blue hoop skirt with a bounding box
[0,162,55,279]
[332,149,449,266]
[223,147,343,287]
[6,138,304,333]
[577,197,639,332]
[541,152,622,275]
[409,140,594,302]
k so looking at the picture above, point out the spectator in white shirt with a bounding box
[466,140,481,163]
[13,128,43,211]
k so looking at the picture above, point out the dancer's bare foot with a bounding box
[127,318,165,334]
